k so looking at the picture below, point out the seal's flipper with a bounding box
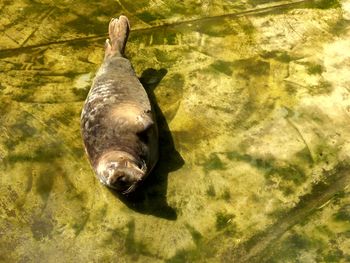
[106,15,130,57]
[136,114,154,133]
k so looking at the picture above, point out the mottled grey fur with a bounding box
[81,16,158,194]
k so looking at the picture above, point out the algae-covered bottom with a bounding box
[1,0,350,262]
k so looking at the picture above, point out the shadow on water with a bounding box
[109,68,184,220]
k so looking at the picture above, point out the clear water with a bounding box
[1,0,350,262]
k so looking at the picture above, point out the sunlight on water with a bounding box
[1,0,350,262]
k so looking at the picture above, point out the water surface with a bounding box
[1,0,350,262]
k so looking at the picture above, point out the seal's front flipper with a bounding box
[136,115,156,145]
[106,15,130,57]
[136,113,154,133]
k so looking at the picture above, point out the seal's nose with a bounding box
[106,172,135,193]
[106,172,127,189]
[106,174,117,185]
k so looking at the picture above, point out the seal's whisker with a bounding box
[123,184,136,195]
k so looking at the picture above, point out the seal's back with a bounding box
[81,16,158,194]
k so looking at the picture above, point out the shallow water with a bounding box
[1,0,350,262]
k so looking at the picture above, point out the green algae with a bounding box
[31,217,54,241]
[203,153,226,171]
[267,162,306,180]
[53,109,77,126]
[221,189,231,201]
[330,19,350,36]
[267,204,350,263]
[206,184,216,197]
[334,205,350,222]
[137,11,162,23]
[195,19,239,37]
[1,0,350,262]
[236,59,270,77]
[211,60,234,76]
[216,212,236,235]
[307,64,324,75]
[125,220,154,259]
[185,224,203,244]
[35,167,55,201]
[309,0,341,9]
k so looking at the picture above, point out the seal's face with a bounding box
[96,151,146,194]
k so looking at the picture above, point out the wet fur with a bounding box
[81,16,159,193]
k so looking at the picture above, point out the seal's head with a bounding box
[96,151,146,194]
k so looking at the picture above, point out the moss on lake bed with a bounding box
[0,0,350,262]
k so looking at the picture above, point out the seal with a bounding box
[81,16,158,194]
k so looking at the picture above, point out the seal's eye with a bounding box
[118,175,127,182]
[107,162,118,170]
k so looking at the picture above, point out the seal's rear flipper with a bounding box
[106,15,130,57]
